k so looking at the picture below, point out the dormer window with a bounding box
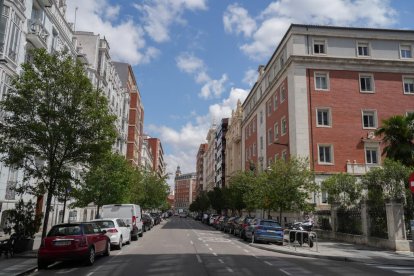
[357,42,370,57]
[313,39,326,54]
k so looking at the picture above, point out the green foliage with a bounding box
[263,157,318,221]
[0,49,117,239]
[362,159,411,202]
[227,171,255,214]
[189,191,210,213]
[71,152,135,214]
[4,199,42,239]
[131,172,170,210]
[321,173,362,208]
[376,114,414,166]
[207,187,225,214]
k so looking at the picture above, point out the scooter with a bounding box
[288,221,315,248]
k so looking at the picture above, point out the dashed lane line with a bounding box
[280,268,292,275]
[196,254,202,263]
[264,261,273,266]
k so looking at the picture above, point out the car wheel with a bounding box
[103,241,110,256]
[132,233,138,241]
[139,230,143,237]
[37,259,50,270]
[85,247,95,266]
[116,237,123,250]
[251,233,256,243]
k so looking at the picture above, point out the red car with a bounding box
[38,222,110,269]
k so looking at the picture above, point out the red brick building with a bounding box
[174,166,197,212]
[147,137,166,177]
[241,24,414,208]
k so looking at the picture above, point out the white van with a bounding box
[102,204,143,240]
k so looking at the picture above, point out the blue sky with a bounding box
[65,0,414,184]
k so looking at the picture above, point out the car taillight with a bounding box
[107,228,118,233]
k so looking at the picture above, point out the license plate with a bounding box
[54,240,71,246]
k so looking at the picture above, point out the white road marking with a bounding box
[86,273,94,276]
[213,252,217,256]
[226,267,234,273]
[196,254,202,263]
[218,259,224,264]
[190,240,194,245]
[264,261,273,266]
[280,269,292,275]
[243,249,249,253]
[208,247,213,251]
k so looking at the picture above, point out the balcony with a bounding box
[346,160,381,175]
[27,19,49,49]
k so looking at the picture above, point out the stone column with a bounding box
[385,201,406,240]
[331,203,339,233]
[360,202,369,237]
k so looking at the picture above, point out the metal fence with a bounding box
[337,206,363,235]
[368,204,388,239]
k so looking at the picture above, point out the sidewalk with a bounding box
[0,233,41,276]
[250,239,414,266]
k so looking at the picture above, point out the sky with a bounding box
[65,0,414,186]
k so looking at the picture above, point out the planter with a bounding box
[14,238,34,253]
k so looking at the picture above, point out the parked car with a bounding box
[234,216,255,238]
[179,212,188,218]
[195,213,203,221]
[209,214,219,225]
[38,222,110,269]
[213,215,223,229]
[92,219,131,250]
[102,204,143,240]
[218,216,229,231]
[142,214,153,232]
[150,213,162,225]
[223,216,238,233]
[244,219,284,244]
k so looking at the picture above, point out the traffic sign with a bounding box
[409,172,414,193]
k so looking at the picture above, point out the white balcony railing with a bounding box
[346,160,381,175]
[27,19,49,48]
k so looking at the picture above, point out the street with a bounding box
[31,217,413,276]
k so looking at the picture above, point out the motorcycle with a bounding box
[288,221,315,248]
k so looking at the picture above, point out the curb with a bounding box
[249,243,414,266]
[15,266,37,276]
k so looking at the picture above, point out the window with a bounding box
[260,111,263,125]
[274,122,279,141]
[280,55,285,67]
[357,42,370,56]
[359,74,374,92]
[260,136,263,150]
[281,117,287,135]
[253,120,256,133]
[268,128,272,145]
[318,145,333,164]
[321,191,328,204]
[8,12,22,62]
[317,108,331,127]
[365,147,379,164]
[253,143,256,156]
[315,72,329,90]
[273,93,278,111]
[267,100,272,116]
[0,73,12,100]
[403,77,414,94]
[313,39,326,54]
[362,110,377,129]
[274,154,279,161]
[400,45,412,59]
[280,86,286,102]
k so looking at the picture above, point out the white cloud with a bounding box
[148,87,248,183]
[243,68,258,87]
[223,4,257,37]
[176,53,229,99]
[224,0,397,60]
[133,0,208,43]
[66,0,155,66]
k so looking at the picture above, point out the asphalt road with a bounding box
[32,216,413,276]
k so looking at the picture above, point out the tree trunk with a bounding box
[96,205,100,219]
[279,208,283,226]
[41,191,54,241]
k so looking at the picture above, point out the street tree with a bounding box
[189,191,210,213]
[71,152,135,217]
[264,157,317,223]
[0,49,117,240]
[227,171,256,215]
[321,173,363,208]
[132,171,170,210]
[207,187,225,214]
[376,114,414,166]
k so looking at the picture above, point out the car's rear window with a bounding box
[95,220,115,228]
[260,220,281,228]
[48,225,82,237]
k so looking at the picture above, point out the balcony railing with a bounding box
[346,160,381,175]
[27,19,49,48]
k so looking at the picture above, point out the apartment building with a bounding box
[113,62,144,167]
[147,137,166,177]
[241,24,414,208]
[174,166,196,212]
[140,138,154,172]
[195,143,208,195]
[225,100,243,187]
[215,118,229,188]
[203,126,216,191]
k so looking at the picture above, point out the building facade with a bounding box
[174,166,196,212]
[225,100,243,187]
[147,137,166,177]
[214,118,229,188]
[113,62,144,167]
[140,137,154,172]
[195,143,207,195]
[241,24,414,210]
[203,126,216,191]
